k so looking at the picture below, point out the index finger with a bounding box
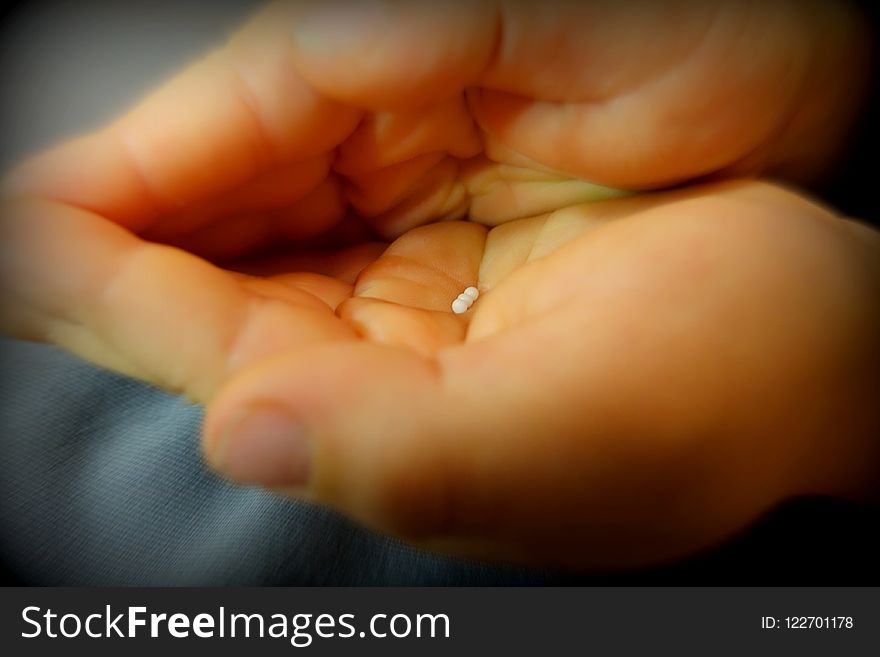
[1,1,362,232]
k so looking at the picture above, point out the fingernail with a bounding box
[213,405,311,487]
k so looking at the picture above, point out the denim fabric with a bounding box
[0,337,547,585]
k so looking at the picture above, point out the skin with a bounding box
[0,0,878,570]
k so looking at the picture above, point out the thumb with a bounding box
[202,341,461,538]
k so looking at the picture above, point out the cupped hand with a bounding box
[205,180,880,569]
[1,0,877,569]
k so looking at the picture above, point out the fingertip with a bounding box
[205,402,312,489]
[203,341,450,528]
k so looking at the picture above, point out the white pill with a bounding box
[456,293,473,305]
[452,298,469,314]
[463,286,479,300]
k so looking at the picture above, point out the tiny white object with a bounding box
[457,293,473,304]
[451,298,469,314]
[463,286,479,300]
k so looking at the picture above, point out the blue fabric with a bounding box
[0,337,547,585]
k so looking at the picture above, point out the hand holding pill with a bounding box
[1,0,878,570]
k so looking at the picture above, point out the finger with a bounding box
[287,0,498,110]
[1,2,362,233]
[0,198,356,402]
[291,0,868,187]
[461,156,631,226]
[271,173,348,240]
[229,271,353,312]
[229,241,387,284]
[469,0,869,186]
[141,155,334,242]
[171,212,276,262]
[352,220,486,307]
[332,95,482,237]
[333,221,486,354]
[338,299,466,357]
